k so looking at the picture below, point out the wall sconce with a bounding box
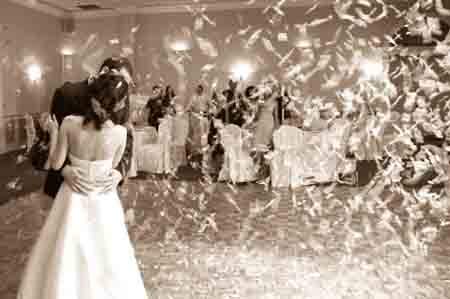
[63,54,73,70]
[60,38,75,73]
[60,44,75,56]
[26,64,42,82]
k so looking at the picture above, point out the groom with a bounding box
[43,57,134,199]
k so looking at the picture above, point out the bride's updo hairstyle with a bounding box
[84,73,129,130]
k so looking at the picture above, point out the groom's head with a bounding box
[96,57,133,125]
[99,57,133,79]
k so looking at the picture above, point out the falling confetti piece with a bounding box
[195,36,218,57]
[109,38,120,45]
[131,25,140,33]
[201,64,216,72]
[78,33,98,57]
[245,28,263,48]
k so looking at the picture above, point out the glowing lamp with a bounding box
[61,47,74,56]
[361,58,384,80]
[26,64,42,82]
[171,40,191,52]
[230,62,253,81]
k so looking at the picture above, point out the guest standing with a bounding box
[187,84,210,157]
[253,82,280,152]
[146,84,170,130]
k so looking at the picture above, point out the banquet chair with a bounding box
[329,119,355,184]
[170,114,189,171]
[134,126,158,174]
[218,124,257,183]
[298,130,325,185]
[303,119,353,184]
[296,119,353,185]
[270,125,303,188]
[138,118,171,174]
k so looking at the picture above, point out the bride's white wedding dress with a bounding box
[17,153,148,299]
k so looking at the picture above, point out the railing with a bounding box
[0,112,47,154]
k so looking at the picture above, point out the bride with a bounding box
[17,73,148,299]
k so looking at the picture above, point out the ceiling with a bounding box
[10,0,334,18]
[41,0,327,11]
[41,0,249,11]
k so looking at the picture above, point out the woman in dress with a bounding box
[253,81,280,152]
[250,82,281,179]
[187,84,210,166]
[17,73,148,299]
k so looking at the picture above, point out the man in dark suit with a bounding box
[43,57,134,198]
[145,84,170,130]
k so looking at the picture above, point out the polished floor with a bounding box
[0,150,46,205]
[1,161,449,298]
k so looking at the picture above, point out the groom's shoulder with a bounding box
[56,80,89,98]
[115,124,127,133]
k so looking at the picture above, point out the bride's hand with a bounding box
[95,169,123,193]
[47,115,59,138]
[61,165,95,194]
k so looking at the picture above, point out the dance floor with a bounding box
[0,150,46,205]
[1,165,450,299]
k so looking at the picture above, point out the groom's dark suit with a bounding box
[43,79,133,198]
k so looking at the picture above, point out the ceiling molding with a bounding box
[72,0,335,19]
[7,0,68,18]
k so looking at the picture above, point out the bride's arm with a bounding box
[44,116,69,171]
[436,0,450,16]
[112,127,128,169]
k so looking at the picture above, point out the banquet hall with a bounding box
[1,0,450,298]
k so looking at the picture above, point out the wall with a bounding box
[1,1,445,153]
[63,4,407,109]
[133,4,405,106]
[0,1,62,115]
[0,1,62,153]
[62,15,139,82]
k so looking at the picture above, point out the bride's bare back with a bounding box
[62,115,127,168]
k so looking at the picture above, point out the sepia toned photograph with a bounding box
[0,0,450,298]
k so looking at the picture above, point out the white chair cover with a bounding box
[299,130,325,184]
[139,119,171,174]
[189,113,210,154]
[328,119,352,178]
[296,119,352,184]
[170,114,189,170]
[135,126,158,174]
[270,125,303,188]
[218,124,257,183]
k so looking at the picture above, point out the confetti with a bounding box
[195,36,218,57]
